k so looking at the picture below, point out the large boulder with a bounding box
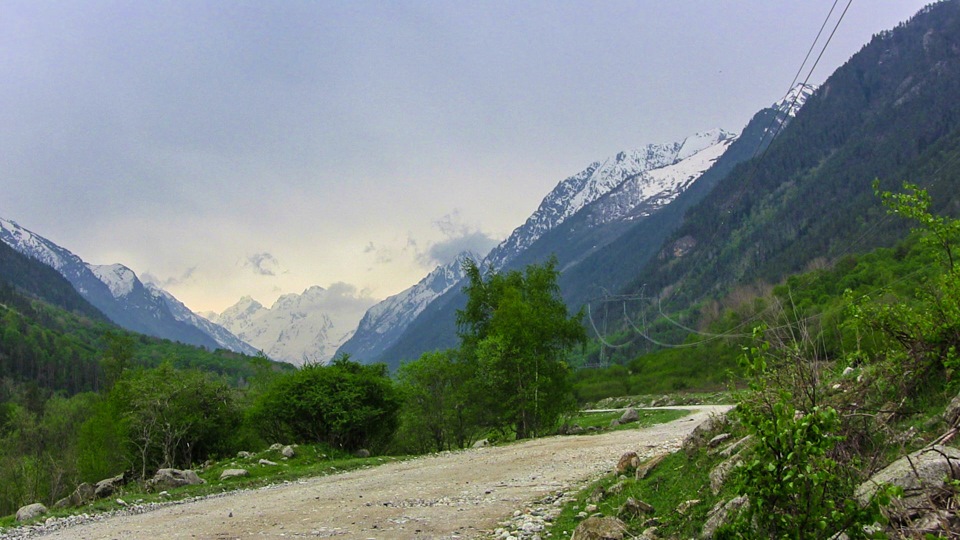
[148,468,205,491]
[54,482,95,509]
[220,468,249,480]
[856,445,960,520]
[15,503,47,522]
[945,391,960,427]
[571,516,629,540]
[682,412,729,454]
[619,408,640,424]
[94,473,126,499]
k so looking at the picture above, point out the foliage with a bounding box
[457,257,586,439]
[251,355,401,452]
[721,332,890,538]
[393,349,482,453]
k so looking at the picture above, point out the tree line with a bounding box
[0,257,585,517]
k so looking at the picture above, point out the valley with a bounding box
[18,407,728,540]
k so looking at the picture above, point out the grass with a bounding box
[546,436,740,538]
[0,444,407,531]
[0,408,699,532]
[570,408,690,432]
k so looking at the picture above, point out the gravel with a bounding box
[2,406,730,540]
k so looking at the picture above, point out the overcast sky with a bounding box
[1,1,932,313]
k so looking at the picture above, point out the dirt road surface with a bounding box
[33,405,731,540]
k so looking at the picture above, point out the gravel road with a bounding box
[25,405,731,540]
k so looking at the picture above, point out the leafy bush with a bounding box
[251,355,400,452]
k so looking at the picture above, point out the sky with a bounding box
[1,0,933,314]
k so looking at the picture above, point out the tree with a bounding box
[395,349,482,452]
[457,257,585,439]
[251,354,401,452]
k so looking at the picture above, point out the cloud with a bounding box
[141,266,198,288]
[244,252,282,276]
[416,210,499,267]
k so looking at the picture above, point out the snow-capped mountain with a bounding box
[774,83,816,118]
[0,216,248,352]
[335,251,479,362]
[144,282,260,356]
[485,129,736,270]
[366,85,818,367]
[209,285,377,366]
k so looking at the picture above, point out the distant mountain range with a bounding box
[336,251,480,362]
[205,286,376,366]
[0,217,250,353]
[343,85,815,369]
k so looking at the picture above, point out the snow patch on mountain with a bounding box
[774,83,816,118]
[145,282,260,355]
[211,285,377,366]
[88,263,137,298]
[486,129,736,270]
[336,251,478,362]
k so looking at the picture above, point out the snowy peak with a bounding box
[774,83,817,117]
[335,250,479,362]
[0,217,80,275]
[214,286,376,366]
[485,129,736,269]
[88,263,137,298]
[144,282,260,356]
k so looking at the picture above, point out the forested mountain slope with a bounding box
[626,1,960,313]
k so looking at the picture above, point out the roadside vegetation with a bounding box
[547,183,960,538]
[0,256,593,522]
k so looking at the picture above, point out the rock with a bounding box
[354,448,371,458]
[15,503,48,522]
[615,451,640,475]
[473,439,489,448]
[635,453,668,480]
[585,504,598,513]
[571,516,628,540]
[259,458,278,466]
[237,451,254,459]
[269,443,283,451]
[682,412,729,454]
[701,496,749,539]
[619,408,639,424]
[945,391,960,427]
[842,366,855,376]
[281,445,296,458]
[54,482,95,509]
[220,468,249,480]
[907,509,960,536]
[707,433,731,448]
[676,499,700,515]
[710,452,743,494]
[566,425,585,435]
[94,473,126,499]
[148,468,205,491]
[640,525,659,540]
[717,435,752,458]
[606,481,626,496]
[618,497,653,519]
[856,444,960,520]
[587,485,606,504]
[609,419,620,428]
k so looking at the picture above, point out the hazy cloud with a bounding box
[141,266,197,288]
[244,252,282,276]
[416,210,499,267]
